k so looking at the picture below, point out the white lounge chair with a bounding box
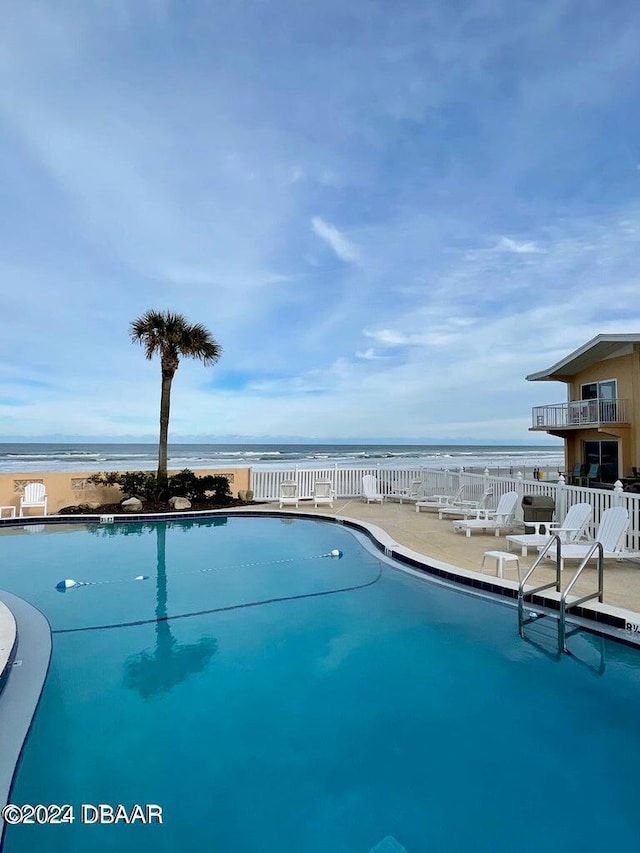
[279,481,299,508]
[361,475,384,504]
[19,482,48,516]
[506,502,592,557]
[437,488,494,520]
[388,479,424,504]
[538,506,638,571]
[313,479,335,508]
[452,491,519,537]
[416,485,465,513]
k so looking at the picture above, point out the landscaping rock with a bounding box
[168,496,192,510]
[121,497,143,512]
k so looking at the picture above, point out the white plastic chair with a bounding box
[279,481,299,508]
[19,482,48,516]
[506,502,592,556]
[452,491,519,537]
[539,506,638,571]
[437,488,494,520]
[361,475,384,504]
[313,480,335,508]
[416,485,465,513]
[388,479,424,504]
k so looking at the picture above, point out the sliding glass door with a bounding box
[581,380,617,422]
[583,440,619,483]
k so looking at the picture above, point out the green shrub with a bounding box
[87,471,158,500]
[168,470,231,502]
[204,475,232,503]
[87,469,232,504]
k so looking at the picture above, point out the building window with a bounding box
[583,440,618,483]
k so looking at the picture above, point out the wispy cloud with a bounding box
[495,237,545,254]
[363,329,458,347]
[355,348,388,360]
[311,217,360,263]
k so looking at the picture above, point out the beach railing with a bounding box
[251,466,432,500]
[249,465,640,553]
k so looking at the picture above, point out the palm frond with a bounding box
[130,310,222,363]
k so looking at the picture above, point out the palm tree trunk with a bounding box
[157,366,174,495]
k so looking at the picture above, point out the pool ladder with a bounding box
[518,534,604,653]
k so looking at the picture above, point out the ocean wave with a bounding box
[0,443,564,475]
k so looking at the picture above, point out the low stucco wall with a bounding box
[0,468,251,516]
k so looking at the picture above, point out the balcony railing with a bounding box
[532,398,629,430]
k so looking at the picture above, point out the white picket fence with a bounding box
[249,465,640,552]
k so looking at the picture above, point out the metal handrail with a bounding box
[559,541,604,651]
[518,531,561,596]
[517,534,563,634]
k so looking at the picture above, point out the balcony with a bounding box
[531,398,629,431]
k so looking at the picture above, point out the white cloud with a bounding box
[311,217,360,263]
[495,237,545,254]
[363,329,455,347]
[355,348,388,360]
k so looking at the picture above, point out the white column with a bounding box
[613,480,624,507]
[555,474,567,521]
[515,471,524,523]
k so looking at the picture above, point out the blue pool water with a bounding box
[1,516,640,852]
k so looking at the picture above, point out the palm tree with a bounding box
[130,310,222,494]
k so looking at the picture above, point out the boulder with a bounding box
[121,497,143,512]
[238,490,254,502]
[168,496,192,510]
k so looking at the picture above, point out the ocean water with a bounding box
[0,442,564,476]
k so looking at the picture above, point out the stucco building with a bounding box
[527,334,640,484]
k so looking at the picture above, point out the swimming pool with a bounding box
[1,515,640,852]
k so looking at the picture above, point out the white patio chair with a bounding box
[437,488,494,520]
[388,479,424,504]
[279,481,299,508]
[19,482,48,516]
[506,502,592,556]
[538,506,639,571]
[313,479,335,508]
[416,484,465,513]
[361,475,384,504]
[452,491,519,537]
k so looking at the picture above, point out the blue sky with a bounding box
[1,0,639,443]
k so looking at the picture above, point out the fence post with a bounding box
[555,474,567,521]
[483,467,490,496]
[613,480,624,507]
[515,471,524,523]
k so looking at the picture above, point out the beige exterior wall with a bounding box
[562,349,640,476]
[0,467,251,516]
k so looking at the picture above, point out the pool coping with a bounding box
[0,591,52,847]
[1,507,640,640]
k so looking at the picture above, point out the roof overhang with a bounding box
[526,334,640,383]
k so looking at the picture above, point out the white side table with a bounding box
[0,506,16,519]
[481,549,520,579]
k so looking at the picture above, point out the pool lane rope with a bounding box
[51,548,377,635]
[55,549,344,591]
